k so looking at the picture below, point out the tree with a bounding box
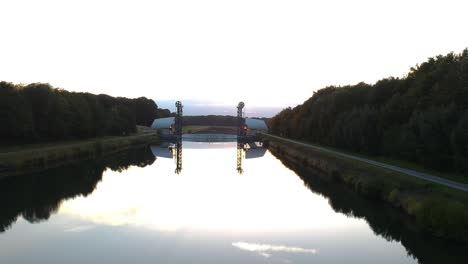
[269,48,468,174]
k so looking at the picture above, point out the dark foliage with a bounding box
[270,49,468,174]
[0,82,168,145]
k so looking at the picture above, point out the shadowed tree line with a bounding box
[0,145,155,232]
[0,82,171,145]
[270,49,468,174]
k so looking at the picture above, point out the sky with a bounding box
[1,0,468,108]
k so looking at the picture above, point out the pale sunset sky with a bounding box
[1,0,468,107]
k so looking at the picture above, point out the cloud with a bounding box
[232,242,318,257]
[64,225,95,233]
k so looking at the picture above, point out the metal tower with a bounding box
[174,101,183,139]
[237,102,245,139]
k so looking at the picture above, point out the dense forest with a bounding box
[0,82,170,145]
[269,49,468,174]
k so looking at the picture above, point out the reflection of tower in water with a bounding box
[173,100,183,174]
[174,140,182,174]
[236,101,246,174]
[236,142,245,174]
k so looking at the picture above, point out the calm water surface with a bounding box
[0,142,465,263]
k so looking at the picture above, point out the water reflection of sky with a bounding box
[0,142,417,264]
[59,142,366,232]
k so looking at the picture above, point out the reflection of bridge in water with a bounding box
[151,101,267,174]
[150,138,266,174]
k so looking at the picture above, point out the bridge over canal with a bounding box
[150,101,267,174]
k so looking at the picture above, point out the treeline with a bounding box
[0,82,170,145]
[270,49,468,174]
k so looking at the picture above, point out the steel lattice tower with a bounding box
[237,102,245,139]
[174,101,183,139]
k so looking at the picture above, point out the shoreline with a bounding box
[261,133,468,243]
[0,132,160,178]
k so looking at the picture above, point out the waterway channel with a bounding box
[0,142,465,264]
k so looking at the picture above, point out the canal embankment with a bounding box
[260,133,468,243]
[0,132,159,178]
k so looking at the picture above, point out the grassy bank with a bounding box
[285,139,468,184]
[261,134,468,243]
[0,131,159,178]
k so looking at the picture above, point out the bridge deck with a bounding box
[160,134,259,143]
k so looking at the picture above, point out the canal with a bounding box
[0,142,466,263]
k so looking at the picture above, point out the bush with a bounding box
[387,189,400,204]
